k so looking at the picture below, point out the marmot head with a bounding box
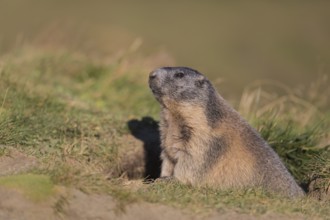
[149,67,210,106]
[149,67,225,126]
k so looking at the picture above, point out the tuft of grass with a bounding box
[259,120,330,186]
[53,195,70,217]
[0,174,55,202]
[238,79,329,127]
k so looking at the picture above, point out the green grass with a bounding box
[259,121,330,185]
[133,181,330,217]
[0,174,55,202]
[0,47,329,218]
[0,49,154,179]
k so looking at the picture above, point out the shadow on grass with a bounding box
[127,117,161,180]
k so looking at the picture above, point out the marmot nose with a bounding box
[150,68,167,80]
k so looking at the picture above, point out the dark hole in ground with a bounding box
[127,117,161,180]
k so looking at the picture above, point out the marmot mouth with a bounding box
[149,85,164,105]
[149,83,162,96]
[151,88,163,97]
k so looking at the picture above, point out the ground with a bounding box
[0,149,319,220]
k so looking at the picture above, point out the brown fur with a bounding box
[149,67,305,198]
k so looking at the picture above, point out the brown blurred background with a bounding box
[1,0,329,96]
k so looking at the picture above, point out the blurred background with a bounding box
[1,0,329,97]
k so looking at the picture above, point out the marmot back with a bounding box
[149,67,304,198]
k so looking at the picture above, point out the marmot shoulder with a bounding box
[148,66,304,198]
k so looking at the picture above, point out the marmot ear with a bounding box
[195,79,205,88]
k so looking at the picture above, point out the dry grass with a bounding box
[238,78,329,127]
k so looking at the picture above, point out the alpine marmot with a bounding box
[148,66,304,198]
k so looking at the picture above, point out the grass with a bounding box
[133,181,330,216]
[0,46,329,218]
[259,121,330,186]
[0,174,55,202]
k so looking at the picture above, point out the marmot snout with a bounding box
[149,66,304,198]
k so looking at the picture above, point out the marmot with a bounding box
[148,67,304,198]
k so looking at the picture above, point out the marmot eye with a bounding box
[174,72,185,78]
